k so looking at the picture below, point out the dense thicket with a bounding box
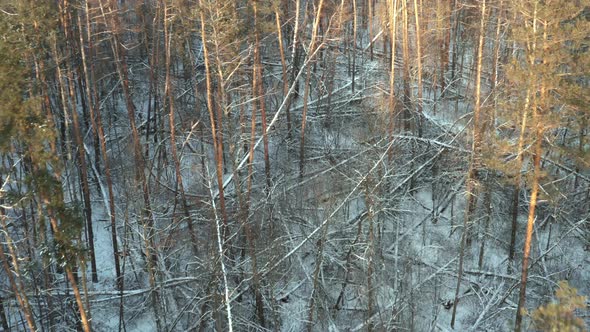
[0,0,588,331]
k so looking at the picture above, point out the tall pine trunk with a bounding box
[78,0,122,290]
[163,1,198,255]
[387,0,398,163]
[299,0,325,177]
[451,0,486,327]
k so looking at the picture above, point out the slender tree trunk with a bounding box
[65,258,91,332]
[307,218,330,331]
[413,0,423,137]
[79,0,122,290]
[253,1,272,195]
[290,0,302,102]
[228,106,266,329]
[274,6,291,137]
[325,0,347,130]
[334,212,364,310]
[449,1,461,90]
[508,96,530,272]
[0,198,37,331]
[364,176,376,332]
[439,0,451,96]
[514,122,542,332]
[249,1,267,325]
[575,118,586,190]
[351,0,357,93]
[163,1,198,255]
[466,0,487,247]
[509,0,536,272]
[451,1,486,327]
[401,0,411,132]
[198,0,229,234]
[388,0,398,163]
[478,183,492,270]
[79,252,93,330]
[300,0,326,177]
[247,85,258,206]
[145,6,162,159]
[516,6,543,330]
[66,58,98,284]
[202,165,234,332]
[490,0,503,127]
[368,0,374,60]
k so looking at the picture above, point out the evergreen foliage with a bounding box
[531,281,587,332]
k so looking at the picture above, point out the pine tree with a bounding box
[530,281,587,332]
[1,1,91,330]
[498,1,590,331]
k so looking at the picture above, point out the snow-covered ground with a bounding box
[72,19,590,332]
